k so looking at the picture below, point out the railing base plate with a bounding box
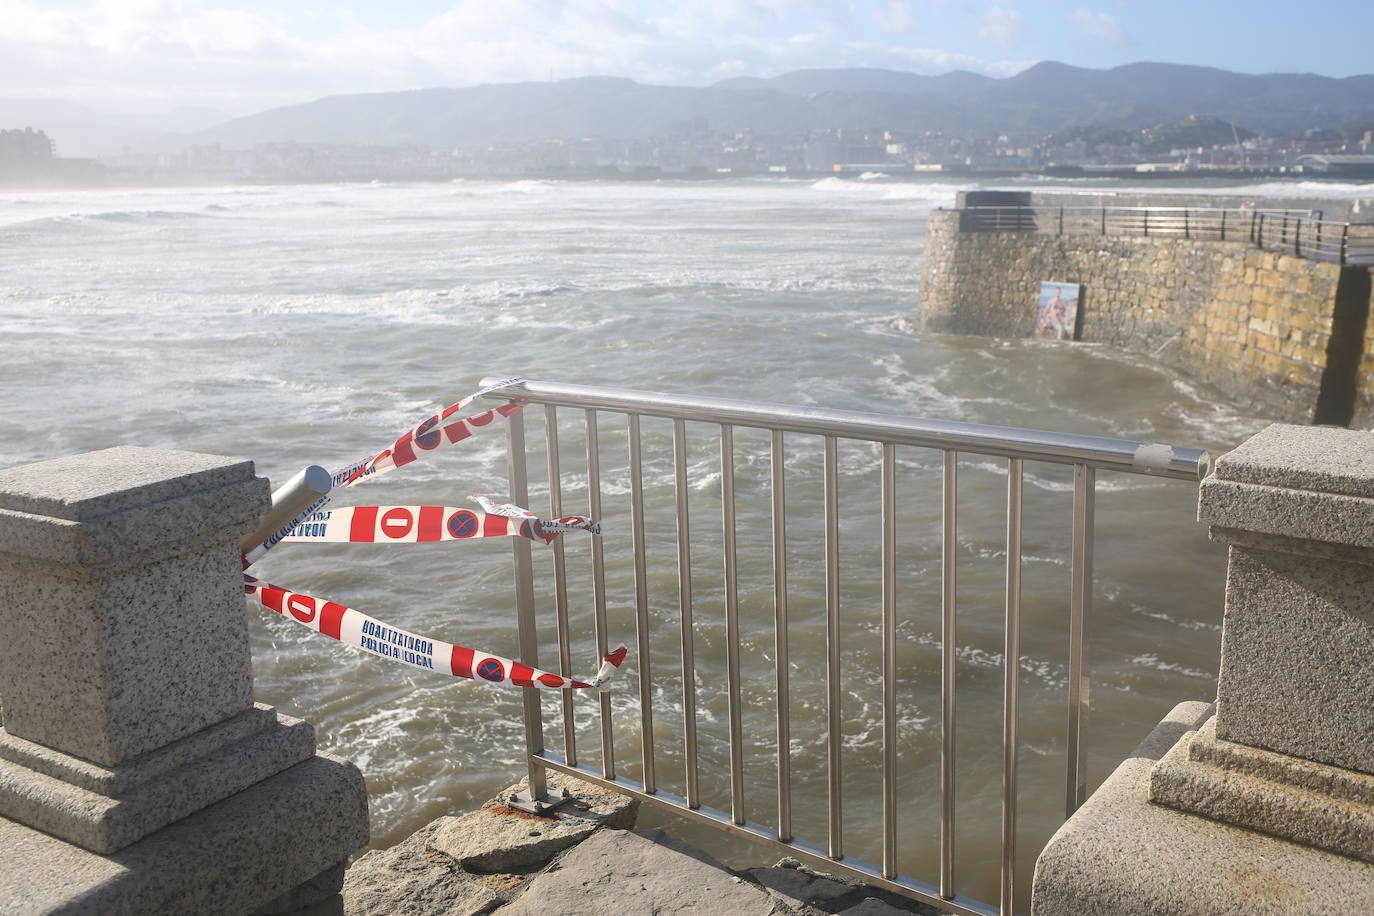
[506,787,574,815]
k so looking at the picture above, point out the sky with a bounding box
[4,0,1372,118]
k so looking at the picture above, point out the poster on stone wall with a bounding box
[1035,281,1081,340]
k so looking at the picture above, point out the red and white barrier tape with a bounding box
[245,378,527,565]
[245,575,627,690]
[276,503,599,545]
[336,376,527,488]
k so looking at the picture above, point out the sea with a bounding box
[3,174,1370,908]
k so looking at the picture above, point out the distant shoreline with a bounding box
[3,164,1370,193]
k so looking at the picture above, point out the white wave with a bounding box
[502,179,564,194]
[1130,653,1213,680]
[1129,606,1222,633]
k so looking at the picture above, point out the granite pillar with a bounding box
[0,447,368,914]
[1031,423,1374,915]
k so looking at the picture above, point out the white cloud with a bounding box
[874,1,915,34]
[1070,9,1136,49]
[977,5,1027,49]
[0,0,1038,116]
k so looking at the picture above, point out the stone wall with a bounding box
[918,208,1372,426]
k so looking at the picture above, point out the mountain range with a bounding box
[14,62,1374,157]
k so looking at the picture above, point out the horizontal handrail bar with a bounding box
[963,204,1316,214]
[535,752,1001,916]
[480,377,1211,480]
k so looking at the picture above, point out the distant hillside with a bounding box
[0,100,229,157]
[182,62,1374,150]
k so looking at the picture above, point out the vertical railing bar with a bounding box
[1066,464,1095,819]
[824,435,843,859]
[586,408,614,779]
[673,419,700,809]
[881,443,898,879]
[721,424,745,825]
[940,449,958,899]
[544,405,576,767]
[628,413,655,793]
[1000,458,1023,916]
[508,407,546,801]
[771,429,792,842]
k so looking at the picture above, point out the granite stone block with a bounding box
[0,704,316,853]
[1210,422,1374,498]
[1213,547,1374,775]
[0,752,368,916]
[0,548,255,764]
[1198,477,1374,552]
[0,446,269,577]
[1030,702,1374,916]
[0,447,269,766]
[1149,716,1374,862]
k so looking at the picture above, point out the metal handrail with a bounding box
[483,378,1211,916]
[957,204,1373,266]
[480,377,1210,480]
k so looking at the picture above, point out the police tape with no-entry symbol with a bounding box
[246,576,626,690]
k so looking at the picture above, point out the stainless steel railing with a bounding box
[483,377,1211,916]
[958,204,1374,266]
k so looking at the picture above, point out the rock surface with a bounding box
[343,819,502,916]
[496,827,787,916]
[748,861,862,911]
[340,774,940,916]
[429,805,600,874]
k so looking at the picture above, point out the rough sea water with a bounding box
[3,175,1369,908]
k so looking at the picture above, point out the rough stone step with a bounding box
[493,827,786,915]
[336,771,939,916]
[493,830,939,916]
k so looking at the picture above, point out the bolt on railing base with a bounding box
[506,785,575,815]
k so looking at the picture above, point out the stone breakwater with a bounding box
[338,773,939,916]
[917,202,1374,427]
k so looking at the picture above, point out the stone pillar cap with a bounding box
[0,446,268,575]
[1212,423,1374,498]
[1200,423,1374,555]
[0,446,254,520]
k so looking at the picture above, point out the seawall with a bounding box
[918,194,1374,427]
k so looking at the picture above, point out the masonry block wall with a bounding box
[918,208,1368,426]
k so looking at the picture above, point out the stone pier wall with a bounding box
[918,207,1374,427]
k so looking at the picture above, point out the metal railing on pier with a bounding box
[484,378,1210,916]
[959,205,1374,266]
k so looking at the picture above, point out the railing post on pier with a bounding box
[1100,207,1107,236]
[1058,206,1064,235]
[1184,208,1190,239]
[1342,223,1350,265]
[0,447,369,914]
[1220,209,1226,241]
[506,407,549,810]
[1031,425,1374,915]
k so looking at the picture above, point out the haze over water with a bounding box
[4,175,1368,906]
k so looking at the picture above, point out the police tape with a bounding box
[245,377,528,566]
[470,494,602,535]
[276,503,599,545]
[245,575,627,690]
[336,376,527,488]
